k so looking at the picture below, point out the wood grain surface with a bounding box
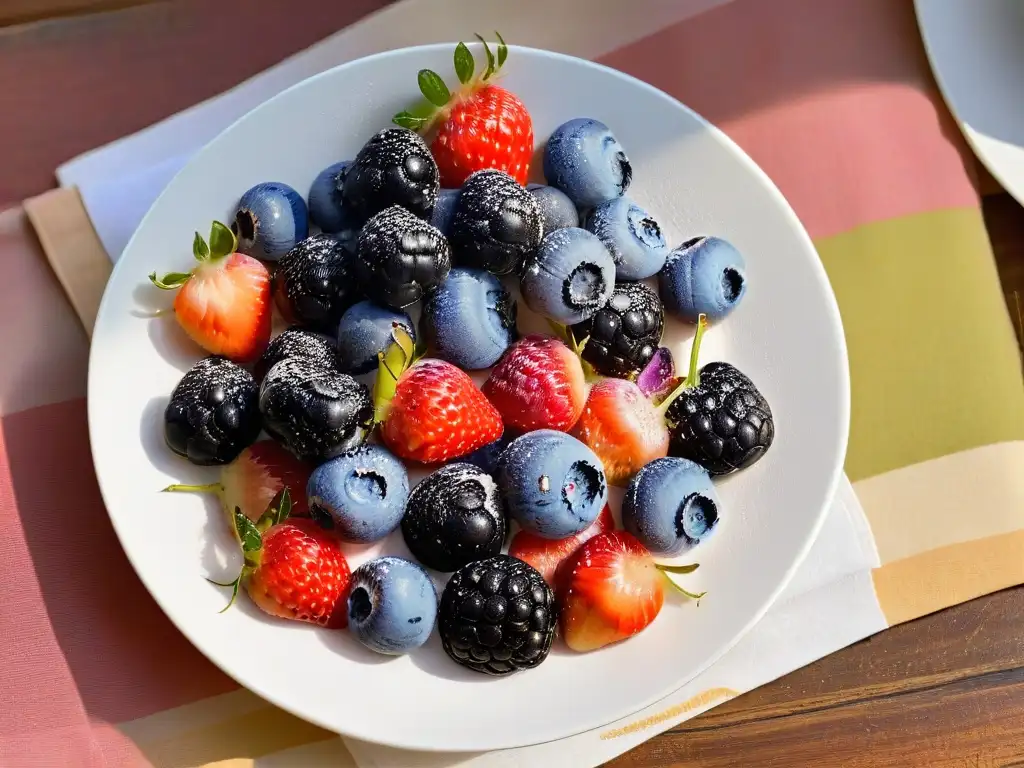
[4,1,1024,766]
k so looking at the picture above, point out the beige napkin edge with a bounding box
[24,187,111,339]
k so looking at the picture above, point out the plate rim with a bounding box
[914,0,1024,205]
[87,41,851,752]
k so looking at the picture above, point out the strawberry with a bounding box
[572,319,713,487]
[213,489,351,628]
[374,325,503,464]
[559,530,703,652]
[571,378,670,487]
[508,504,614,588]
[161,439,313,533]
[149,220,272,363]
[482,335,588,433]
[393,34,533,187]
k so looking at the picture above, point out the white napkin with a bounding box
[57,1,887,765]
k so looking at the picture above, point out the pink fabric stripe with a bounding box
[0,400,238,742]
[598,0,980,240]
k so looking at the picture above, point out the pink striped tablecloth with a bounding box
[4,0,1024,766]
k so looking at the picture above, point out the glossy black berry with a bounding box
[164,357,261,466]
[342,127,440,222]
[449,169,544,275]
[666,362,774,476]
[439,555,556,676]
[258,357,373,463]
[253,328,340,384]
[572,281,664,378]
[401,464,507,573]
[274,233,363,333]
[356,205,452,309]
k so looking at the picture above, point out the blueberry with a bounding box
[520,227,615,325]
[355,205,451,309]
[342,127,440,222]
[622,457,720,555]
[527,184,579,233]
[336,300,416,375]
[449,169,544,275]
[496,429,608,539]
[584,197,668,281]
[422,268,517,370]
[307,445,410,543]
[232,182,309,262]
[543,118,632,209]
[308,161,359,236]
[658,236,747,322]
[461,433,512,476]
[430,188,461,235]
[347,556,438,655]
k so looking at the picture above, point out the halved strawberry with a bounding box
[509,504,614,588]
[375,325,503,464]
[162,439,313,535]
[150,220,272,363]
[559,530,703,652]
[393,34,533,187]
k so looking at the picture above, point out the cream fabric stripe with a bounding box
[853,441,1024,565]
[872,528,1024,626]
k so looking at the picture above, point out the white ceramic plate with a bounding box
[88,43,849,752]
[916,0,1024,204]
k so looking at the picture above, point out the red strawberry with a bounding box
[150,220,272,363]
[162,439,313,533]
[571,378,670,486]
[375,326,503,464]
[393,35,533,187]
[509,504,615,587]
[482,335,587,432]
[560,530,704,652]
[572,319,712,486]
[214,490,351,628]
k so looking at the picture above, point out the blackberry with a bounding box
[253,328,340,384]
[401,464,507,572]
[572,281,664,378]
[439,555,556,676]
[355,205,451,309]
[664,317,774,476]
[450,169,543,275]
[164,357,261,465]
[258,357,373,463]
[342,127,440,222]
[274,233,363,334]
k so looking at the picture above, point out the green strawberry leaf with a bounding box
[148,271,191,290]
[657,563,700,575]
[495,31,508,68]
[193,231,210,261]
[393,111,429,130]
[260,487,292,528]
[208,220,237,259]
[475,34,496,80]
[233,508,262,553]
[418,69,451,108]
[454,42,475,85]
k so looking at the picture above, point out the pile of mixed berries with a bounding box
[151,36,774,676]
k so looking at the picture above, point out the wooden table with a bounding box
[4,2,1024,765]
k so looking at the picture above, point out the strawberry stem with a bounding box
[656,563,706,601]
[656,313,708,415]
[373,325,416,424]
[161,482,223,495]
